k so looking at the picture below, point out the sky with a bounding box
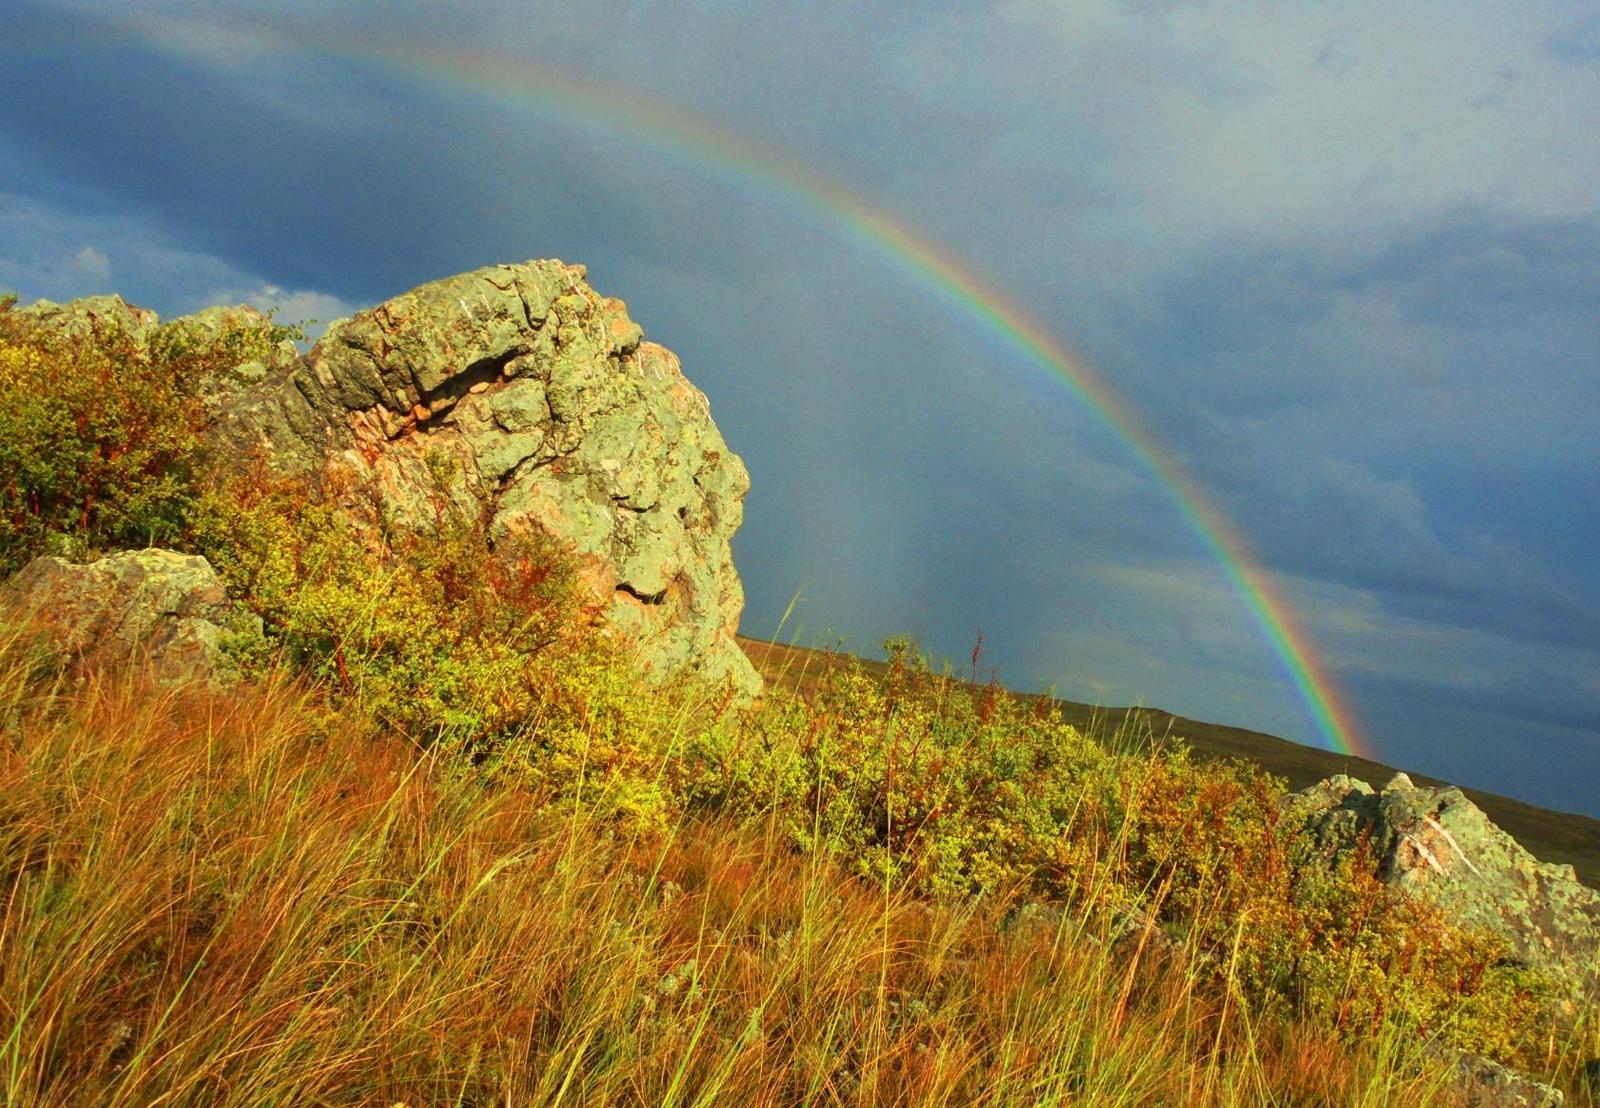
[2,1,1597,816]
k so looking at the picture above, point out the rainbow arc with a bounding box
[155,25,1372,757]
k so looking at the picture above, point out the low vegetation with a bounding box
[0,295,299,577]
[0,298,1594,1103]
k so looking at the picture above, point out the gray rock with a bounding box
[208,260,760,699]
[1001,901,1066,943]
[1,549,254,684]
[16,294,160,344]
[1002,902,1203,976]
[1288,773,1600,999]
[1444,1051,1564,1107]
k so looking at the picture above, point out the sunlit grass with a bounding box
[0,642,1486,1106]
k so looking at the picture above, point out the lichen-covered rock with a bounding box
[211,260,760,698]
[1,549,254,684]
[1289,772,1600,998]
[16,294,160,344]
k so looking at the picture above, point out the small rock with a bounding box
[1,549,257,684]
[1002,901,1065,942]
[1446,1051,1564,1107]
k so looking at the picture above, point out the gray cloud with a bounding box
[1106,205,1600,657]
[1357,209,1600,329]
[0,189,350,329]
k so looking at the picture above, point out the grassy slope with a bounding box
[0,667,1464,1106]
[739,638,1600,889]
[4,302,1592,1104]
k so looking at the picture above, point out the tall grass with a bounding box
[0,645,1470,1106]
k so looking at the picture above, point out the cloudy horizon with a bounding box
[3,0,1597,815]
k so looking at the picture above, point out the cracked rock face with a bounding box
[212,259,760,698]
[1289,773,1600,999]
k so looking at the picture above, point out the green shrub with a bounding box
[0,298,298,575]
[192,462,587,740]
[188,457,706,832]
[679,639,1563,1069]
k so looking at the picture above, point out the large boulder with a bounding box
[1,549,252,684]
[1289,772,1600,999]
[206,260,759,697]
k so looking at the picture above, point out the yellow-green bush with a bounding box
[681,639,1119,898]
[187,458,708,833]
[0,297,300,575]
[679,640,1563,1071]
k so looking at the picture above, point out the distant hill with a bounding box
[740,637,1600,889]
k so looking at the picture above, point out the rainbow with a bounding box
[159,23,1371,757]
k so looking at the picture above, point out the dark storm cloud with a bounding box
[1136,208,1600,414]
[1115,206,1600,655]
[1350,674,1600,818]
[1355,209,1600,329]
[0,5,669,299]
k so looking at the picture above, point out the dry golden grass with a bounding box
[0,655,1475,1106]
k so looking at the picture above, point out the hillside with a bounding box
[3,274,1597,1104]
[740,637,1600,889]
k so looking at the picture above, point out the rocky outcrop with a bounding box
[166,303,304,402]
[209,260,759,696]
[1,549,254,684]
[17,261,761,698]
[15,294,160,344]
[1289,772,1600,998]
